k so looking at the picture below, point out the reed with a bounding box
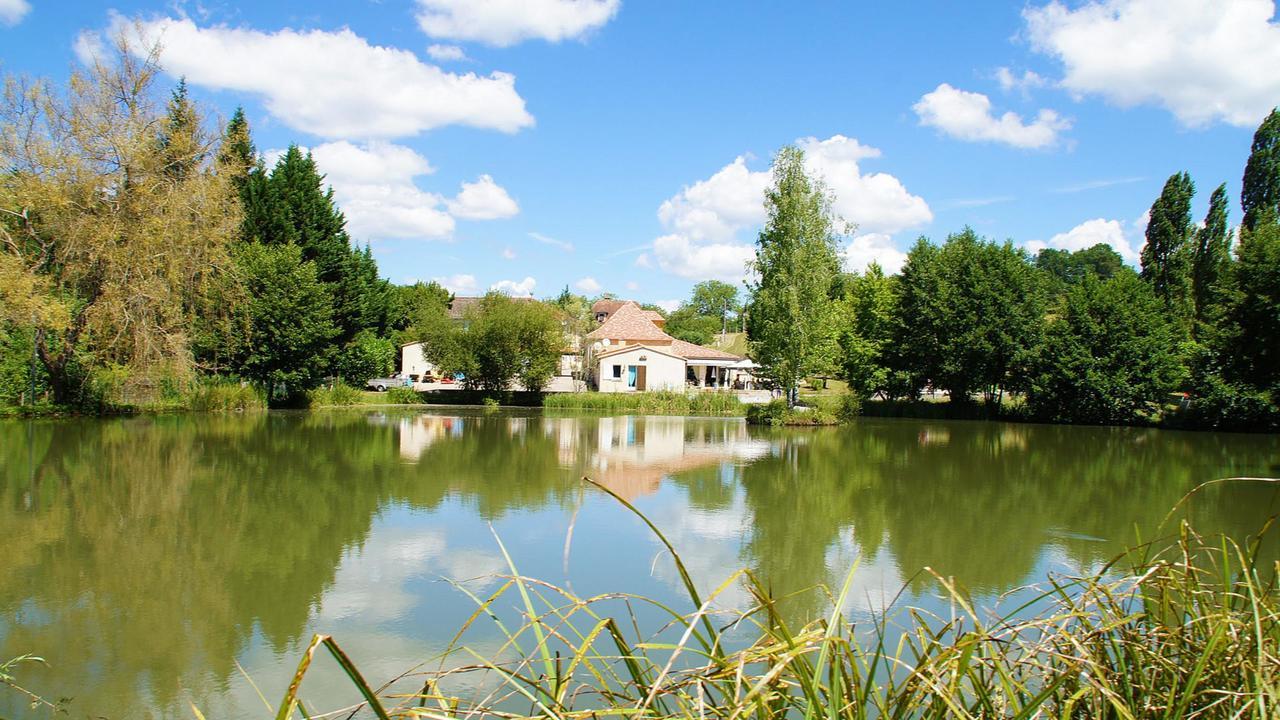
[255,477,1277,720]
[544,391,746,416]
[306,382,363,407]
[187,380,267,412]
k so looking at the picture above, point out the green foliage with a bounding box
[543,391,744,416]
[745,395,854,426]
[665,304,720,346]
[1179,371,1278,432]
[307,381,362,406]
[1028,272,1182,424]
[432,293,565,393]
[747,146,842,405]
[231,243,337,398]
[0,326,47,406]
[187,379,266,412]
[384,386,422,405]
[890,230,1044,402]
[1035,243,1125,285]
[336,330,394,383]
[1241,107,1280,231]
[1141,171,1196,323]
[1191,184,1234,329]
[1223,220,1280,392]
[837,263,897,398]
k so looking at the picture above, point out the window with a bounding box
[627,365,638,388]
[612,364,622,379]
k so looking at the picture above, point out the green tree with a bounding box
[837,263,898,399]
[335,330,395,383]
[1190,183,1233,329]
[689,280,741,335]
[1140,172,1195,322]
[746,146,842,406]
[455,294,564,392]
[1028,271,1181,425]
[891,230,1043,402]
[1241,108,1280,232]
[230,243,337,399]
[1036,244,1125,286]
[216,106,256,192]
[888,238,944,398]
[1224,221,1280,393]
[665,304,720,346]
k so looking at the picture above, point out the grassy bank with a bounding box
[236,478,1278,719]
[544,390,746,416]
[747,395,861,426]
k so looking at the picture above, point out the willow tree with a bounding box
[0,35,240,403]
[746,146,841,406]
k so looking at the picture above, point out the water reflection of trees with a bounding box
[727,420,1279,618]
[0,412,1275,716]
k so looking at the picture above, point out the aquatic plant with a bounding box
[261,478,1278,720]
[544,391,745,416]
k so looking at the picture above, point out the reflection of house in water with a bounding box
[588,416,770,500]
[398,415,465,460]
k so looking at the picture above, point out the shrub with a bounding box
[188,380,266,412]
[384,386,422,405]
[482,396,501,409]
[544,391,745,416]
[746,395,854,426]
[307,382,362,407]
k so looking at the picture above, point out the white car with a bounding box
[366,373,411,392]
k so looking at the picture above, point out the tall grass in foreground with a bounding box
[544,391,745,416]
[259,478,1278,720]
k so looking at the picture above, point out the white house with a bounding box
[584,301,753,392]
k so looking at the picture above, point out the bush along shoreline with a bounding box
[156,478,1275,719]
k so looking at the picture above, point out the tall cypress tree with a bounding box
[1190,183,1232,329]
[1242,108,1280,232]
[1140,172,1195,322]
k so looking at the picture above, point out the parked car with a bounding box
[366,373,411,392]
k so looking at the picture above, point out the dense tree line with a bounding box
[0,38,402,406]
[747,112,1280,430]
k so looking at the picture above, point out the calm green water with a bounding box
[1,409,1277,717]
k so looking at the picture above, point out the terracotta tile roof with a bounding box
[669,339,742,361]
[590,299,628,317]
[642,310,666,324]
[585,302,676,342]
[595,343,683,360]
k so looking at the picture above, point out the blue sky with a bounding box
[3,0,1278,308]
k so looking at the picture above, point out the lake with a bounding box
[1,409,1277,717]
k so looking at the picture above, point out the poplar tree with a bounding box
[746,146,841,406]
[1241,108,1280,232]
[1140,172,1195,322]
[1190,183,1232,329]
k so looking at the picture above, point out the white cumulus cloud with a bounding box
[651,234,757,282]
[415,0,620,46]
[426,43,467,61]
[654,299,681,313]
[435,273,479,294]
[491,276,537,296]
[1024,0,1280,127]
[575,277,602,293]
[914,84,1071,149]
[0,0,31,26]
[307,141,455,240]
[100,16,532,139]
[650,136,930,282]
[843,233,909,274]
[995,67,1046,94]
[1025,218,1141,265]
[447,174,520,220]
